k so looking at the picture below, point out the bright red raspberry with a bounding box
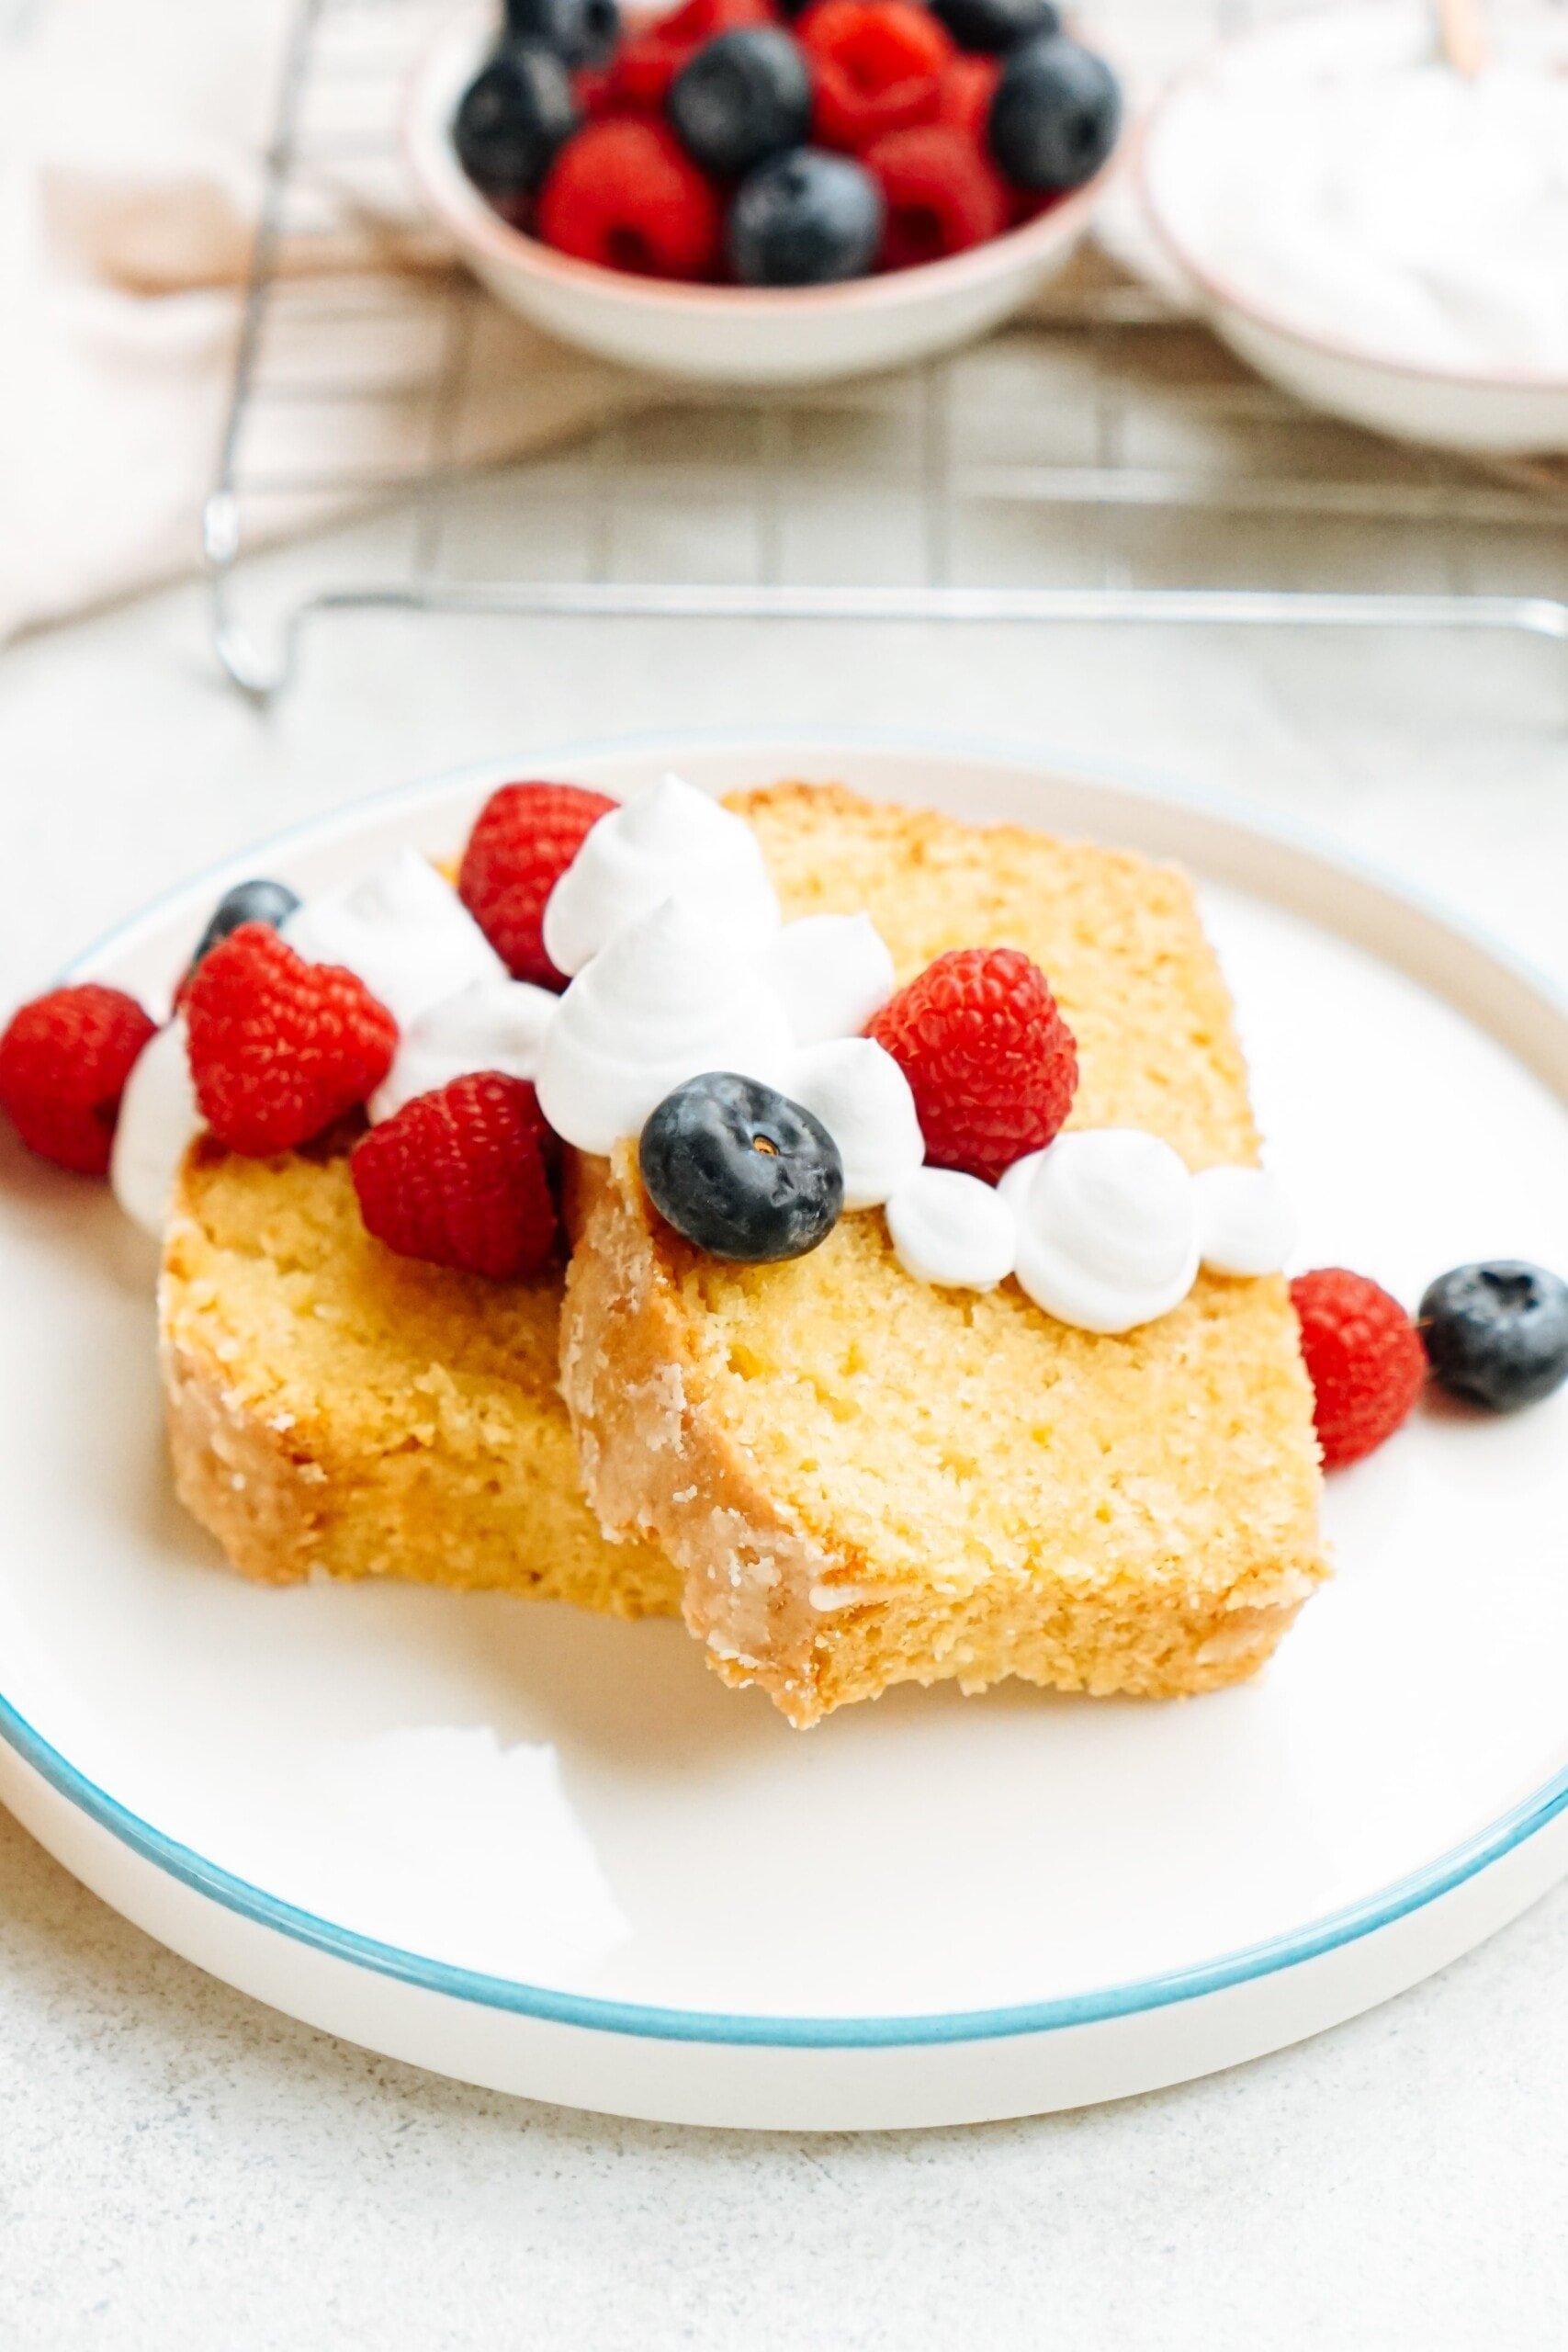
[185,923,397,1157]
[864,123,1010,266]
[932,52,999,142]
[0,983,155,1175]
[611,0,774,110]
[351,1072,559,1281]
[867,946,1077,1182]
[457,781,616,988]
[537,119,725,277]
[800,0,954,152]
[1290,1268,1426,1471]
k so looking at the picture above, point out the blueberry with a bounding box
[931,0,1059,55]
[640,1073,844,1262]
[1418,1261,1568,1412]
[189,879,301,975]
[454,43,580,205]
[727,149,884,287]
[669,30,813,180]
[987,33,1121,191]
[504,0,620,68]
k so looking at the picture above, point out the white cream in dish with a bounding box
[1164,16,1568,376]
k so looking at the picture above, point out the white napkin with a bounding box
[0,0,647,643]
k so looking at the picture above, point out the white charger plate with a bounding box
[1,736,1564,2132]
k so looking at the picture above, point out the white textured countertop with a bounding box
[1,550,1565,2346]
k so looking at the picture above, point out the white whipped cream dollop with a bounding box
[886,1167,1017,1292]
[997,1148,1048,1216]
[110,1016,202,1238]
[786,1036,923,1211]
[536,897,795,1156]
[1012,1129,1200,1335]
[370,976,559,1124]
[1165,26,1568,375]
[1194,1164,1295,1277]
[282,849,504,1029]
[542,775,782,980]
[769,914,896,1047]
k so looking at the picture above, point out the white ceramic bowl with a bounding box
[404,9,1122,388]
[1139,2,1568,456]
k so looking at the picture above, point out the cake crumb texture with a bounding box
[162,1137,679,1615]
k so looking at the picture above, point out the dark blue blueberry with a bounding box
[668,30,813,180]
[639,1073,844,1263]
[727,148,884,287]
[454,43,580,205]
[987,33,1121,191]
[1418,1261,1568,1412]
[504,0,620,69]
[189,879,301,974]
[931,0,1059,55]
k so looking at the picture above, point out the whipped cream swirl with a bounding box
[371,976,558,1124]
[110,1016,202,1237]
[769,914,896,1047]
[1193,1164,1296,1278]
[786,1037,923,1211]
[283,849,504,1027]
[1012,1129,1201,1335]
[542,775,782,980]
[886,1167,1016,1292]
[536,897,795,1156]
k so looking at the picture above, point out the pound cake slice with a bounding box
[162,1134,678,1614]
[561,784,1326,1725]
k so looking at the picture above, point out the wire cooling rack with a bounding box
[205,0,1568,698]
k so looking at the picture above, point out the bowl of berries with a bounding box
[406,0,1124,385]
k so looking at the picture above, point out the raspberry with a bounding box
[537,119,724,278]
[864,123,1009,266]
[933,53,999,141]
[457,781,615,988]
[351,1073,559,1281]
[800,0,954,153]
[0,984,155,1174]
[572,62,618,118]
[1290,1269,1426,1470]
[866,946,1077,1182]
[185,923,397,1157]
[611,0,773,109]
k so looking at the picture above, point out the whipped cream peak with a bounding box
[786,1035,924,1211]
[886,1166,1016,1292]
[769,914,896,1047]
[542,773,782,980]
[1194,1164,1295,1278]
[370,975,558,1125]
[1013,1129,1200,1335]
[536,894,794,1156]
[110,1015,201,1238]
[281,848,504,1028]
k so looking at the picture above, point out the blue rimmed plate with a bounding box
[1,737,1563,2129]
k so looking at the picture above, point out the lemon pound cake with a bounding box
[162,1135,678,1614]
[559,785,1326,1726]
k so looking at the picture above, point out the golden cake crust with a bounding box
[559,782,1327,1725]
[161,1136,679,1616]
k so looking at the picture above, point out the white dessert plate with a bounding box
[403,8,1119,388]
[1,736,1564,2132]
[1139,1,1568,454]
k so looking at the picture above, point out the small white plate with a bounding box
[1139,1,1568,455]
[1,737,1564,2132]
[403,9,1119,387]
